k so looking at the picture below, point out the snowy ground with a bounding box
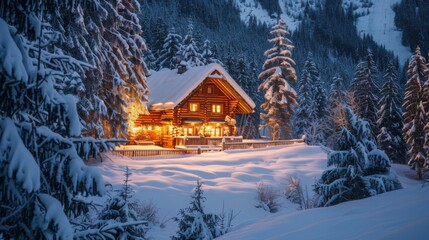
[92,143,429,239]
[356,0,411,64]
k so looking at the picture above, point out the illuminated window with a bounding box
[207,86,214,94]
[211,127,221,136]
[189,103,199,112]
[184,127,193,135]
[212,104,222,113]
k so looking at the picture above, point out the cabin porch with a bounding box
[130,121,241,148]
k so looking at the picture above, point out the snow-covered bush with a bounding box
[284,176,314,210]
[256,182,280,213]
[314,107,402,207]
[173,180,223,240]
[131,200,160,225]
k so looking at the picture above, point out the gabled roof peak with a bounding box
[147,63,255,111]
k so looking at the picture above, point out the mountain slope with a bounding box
[356,0,411,64]
[234,0,410,64]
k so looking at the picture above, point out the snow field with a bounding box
[97,143,325,238]
[94,143,428,239]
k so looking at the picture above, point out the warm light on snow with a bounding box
[94,143,428,239]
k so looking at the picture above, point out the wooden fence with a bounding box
[112,149,197,159]
[222,139,304,151]
[113,139,304,159]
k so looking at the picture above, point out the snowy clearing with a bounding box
[92,143,428,239]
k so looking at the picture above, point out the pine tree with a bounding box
[294,67,314,138]
[258,19,297,140]
[349,49,379,135]
[305,53,327,119]
[403,47,429,179]
[224,50,236,75]
[234,55,259,138]
[179,20,204,70]
[99,0,150,139]
[326,75,349,147]
[329,75,349,133]
[93,167,148,239]
[293,52,327,140]
[425,53,429,176]
[314,108,402,207]
[376,62,406,164]
[201,39,221,65]
[158,27,183,69]
[150,17,169,58]
[241,59,263,139]
[173,180,220,240]
[0,16,103,238]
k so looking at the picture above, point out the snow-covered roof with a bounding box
[147,63,256,111]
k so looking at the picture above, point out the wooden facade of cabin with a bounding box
[132,64,255,148]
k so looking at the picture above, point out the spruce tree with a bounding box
[201,39,221,65]
[241,60,263,139]
[328,75,349,134]
[234,55,260,138]
[0,16,103,238]
[403,47,429,179]
[305,53,327,119]
[179,20,204,70]
[376,62,406,164]
[158,27,183,69]
[173,180,220,240]
[294,52,327,142]
[294,68,314,138]
[349,49,379,135]
[94,167,148,239]
[99,0,150,139]
[258,19,297,140]
[315,108,402,207]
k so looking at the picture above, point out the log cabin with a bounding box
[132,63,256,148]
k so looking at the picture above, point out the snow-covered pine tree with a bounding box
[201,39,218,65]
[314,107,402,207]
[403,46,428,179]
[234,55,259,138]
[243,59,263,139]
[173,180,220,240]
[81,167,148,239]
[178,19,204,71]
[376,62,406,164]
[0,16,103,238]
[424,54,429,177]
[294,67,314,139]
[158,27,183,69]
[349,49,380,135]
[150,17,169,59]
[294,52,328,144]
[328,75,349,136]
[307,53,327,120]
[224,50,236,75]
[13,0,150,139]
[98,0,150,139]
[258,19,297,140]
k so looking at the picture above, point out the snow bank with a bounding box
[220,184,429,240]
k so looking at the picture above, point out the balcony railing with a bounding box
[175,136,243,146]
